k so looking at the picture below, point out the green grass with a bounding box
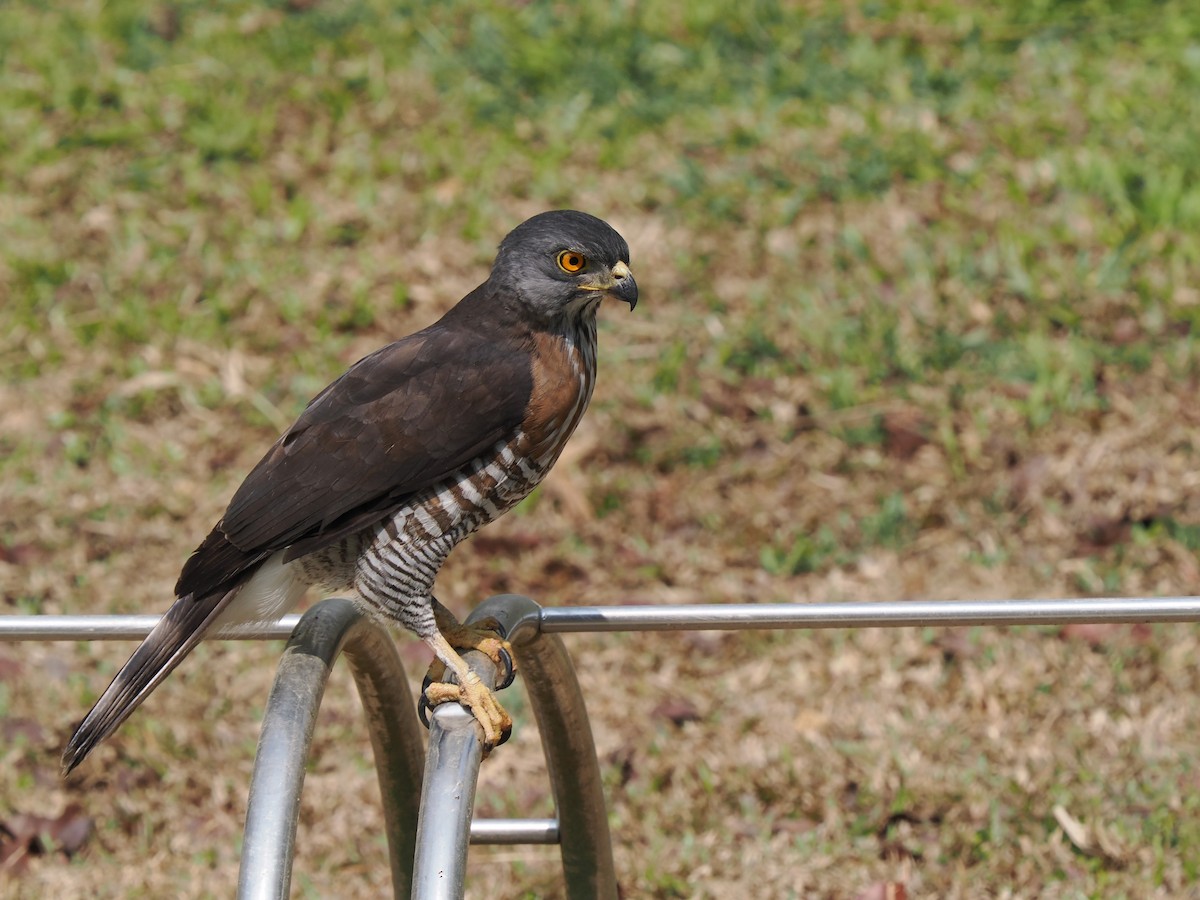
[6,1,1200,407]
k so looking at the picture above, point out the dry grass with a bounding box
[4,1,1200,897]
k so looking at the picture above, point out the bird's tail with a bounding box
[62,589,237,774]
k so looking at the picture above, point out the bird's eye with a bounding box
[557,250,587,273]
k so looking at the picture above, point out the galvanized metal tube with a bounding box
[474,595,618,900]
[239,599,424,900]
[0,615,301,640]
[410,649,499,900]
[5,596,1200,643]
[537,596,1200,632]
[410,703,482,900]
[338,614,427,898]
[470,818,559,845]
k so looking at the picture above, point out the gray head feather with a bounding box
[489,210,635,324]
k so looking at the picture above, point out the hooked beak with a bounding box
[578,260,638,310]
[606,260,638,310]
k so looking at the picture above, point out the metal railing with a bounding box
[5,594,1200,899]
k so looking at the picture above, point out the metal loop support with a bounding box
[239,598,426,900]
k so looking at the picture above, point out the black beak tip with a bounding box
[619,276,639,311]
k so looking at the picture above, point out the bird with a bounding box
[63,209,637,774]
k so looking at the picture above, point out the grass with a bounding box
[3,0,1200,895]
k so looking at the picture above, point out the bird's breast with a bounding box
[522,326,598,465]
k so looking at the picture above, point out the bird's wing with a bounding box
[175,317,532,599]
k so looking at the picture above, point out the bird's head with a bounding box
[490,210,638,326]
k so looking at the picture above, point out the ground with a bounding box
[3,1,1200,897]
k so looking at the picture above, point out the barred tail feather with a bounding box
[62,588,238,774]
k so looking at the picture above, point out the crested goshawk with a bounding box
[63,209,637,772]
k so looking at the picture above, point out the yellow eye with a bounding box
[557,250,587,273]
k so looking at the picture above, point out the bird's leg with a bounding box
[421,599,516,752]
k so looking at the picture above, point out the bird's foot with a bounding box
[419,621,516,754]
[421,672,513,751]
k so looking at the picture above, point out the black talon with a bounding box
[495,646,516,690]
[418,671,437,729]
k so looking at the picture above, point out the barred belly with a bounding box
[349,435,543,635]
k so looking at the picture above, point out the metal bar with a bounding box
[470,818,559,845]
[475,595,618,900]
[0,615,301,640]
[537,596,1200,632]
[239,599,424,900]
[410,649,500,900]
[4,596,1200,643]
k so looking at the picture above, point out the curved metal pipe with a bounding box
[410,646,500,900]
[238,598,425,900]
[475,595,618,900]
